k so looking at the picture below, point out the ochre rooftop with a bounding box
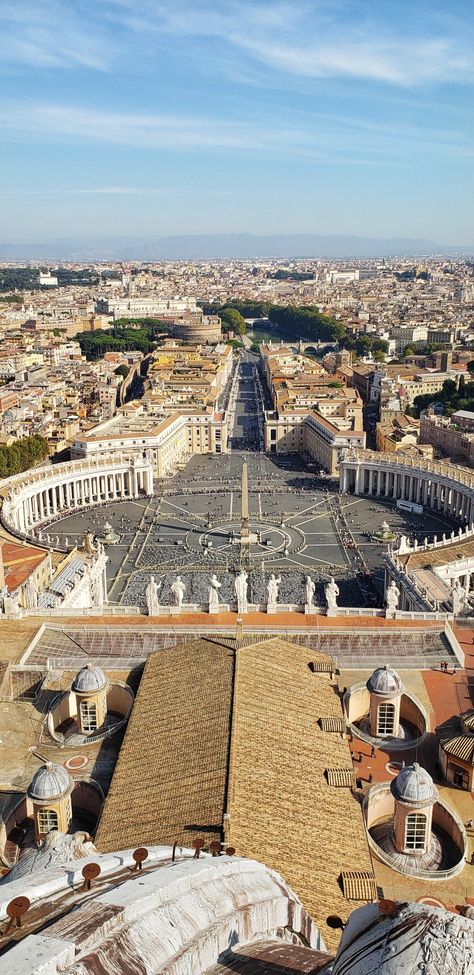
[226,637,374,950]
[96,636,374,952]
[95,638,235,852]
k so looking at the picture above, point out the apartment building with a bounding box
[419,410,474,467]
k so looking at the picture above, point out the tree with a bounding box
[354,336,373,357]
[442,379,457,399]
[0,436,49,478]
[467,361,474,375]
[115,364,130,379]
[219,307,247,335]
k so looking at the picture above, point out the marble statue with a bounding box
[385,580,400,614]
[266,573,281,605]
[171,575,186,609]
[0,585,9,614]
[451,578,468,616]
[324,576,339,611]
[91,574,104,609]
[235,569,248,614]
[208,574,221,608]
[83,531,98,555]
[305,575,315,608]
[23,576,38,609]
[145,575,161,616]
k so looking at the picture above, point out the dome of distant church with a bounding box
[367,665,403,696]
[72,662,107,693]
[391,762,437,805]
[28,762,72,801]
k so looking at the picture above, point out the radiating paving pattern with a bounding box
[49,449,457,611]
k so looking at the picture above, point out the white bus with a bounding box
[396,499,423,515]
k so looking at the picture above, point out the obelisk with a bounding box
[241,463,249,541]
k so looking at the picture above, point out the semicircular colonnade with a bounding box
[0,453,154,541]
[339,449,474,524]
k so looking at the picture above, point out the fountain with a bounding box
[97,520,120,545]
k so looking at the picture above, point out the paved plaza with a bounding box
[47,354,458,611]
[48,451,458,611]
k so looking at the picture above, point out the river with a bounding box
[246,324,298,345]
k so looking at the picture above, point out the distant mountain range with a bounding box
[0,233,471,261]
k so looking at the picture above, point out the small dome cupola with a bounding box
[391,762,437,806]
[72,662,107,693]
[367,665,403,739]
[72,662,109,736]
[28,762,74,841]
[367,665,403,697]
[391,763,437,857]
[28,761,72,802]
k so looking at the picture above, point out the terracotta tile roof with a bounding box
[401,538,474,570]
[2,541,48,591]
[226,637,375,950]
[95,638,235,853]
[436,709,474,765]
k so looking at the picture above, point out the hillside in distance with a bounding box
[0,233,470,261]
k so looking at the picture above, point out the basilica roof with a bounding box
[96,635,373,952]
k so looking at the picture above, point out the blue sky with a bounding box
[1,0,473,242]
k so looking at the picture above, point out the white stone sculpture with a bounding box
[385,580,400,616]
[0,585,9,615]
[305,575,315,609]
[83,531,98,555]
[208,574,221,609]
[324,577,339,613]
[91,573,104,609]
[23,576,38,609]
[235,569,248,614]
[145,575,161,616]
[3,588,21,617]
[451,578,468,616]
[266,573,281,606]
[171,575,186,609]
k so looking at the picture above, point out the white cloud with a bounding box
[109,0,474,87]
[0,1,115,70]
[1,0,472,88]
[0,99,471,162]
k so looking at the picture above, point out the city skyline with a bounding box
[1,0,473,244]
